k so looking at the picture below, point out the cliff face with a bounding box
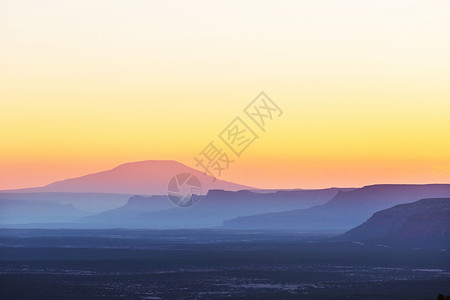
[79,188,340,228]
[223,184,450,231]
[342,198,450,240]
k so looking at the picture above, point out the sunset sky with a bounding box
[1,0,449,190]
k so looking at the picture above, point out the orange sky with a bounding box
[1,0,449,190]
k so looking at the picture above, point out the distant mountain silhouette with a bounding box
[223,184,450,231]
[0,192,132,213]
[79,188,343,228]
[0,199,88,224]
[342,198,450,241]
[2,160,252,195]
[80,195,172,225]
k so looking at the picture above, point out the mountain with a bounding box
[0,199,88,224]
[78,188,344,229]
[222,184,450,231]
[80,195,172,225]
[341,198,450,241]
[0,193,132,213]
[1,160,252,195]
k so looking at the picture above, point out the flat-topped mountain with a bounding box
[342,198,450,241]
[80,188,343,228]
[223,184,450,231]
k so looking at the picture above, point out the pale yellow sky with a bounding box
[1,0,449,189]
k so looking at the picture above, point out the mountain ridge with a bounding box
[1,160,253,195]
[341,198,450,241]
[222,184,450,231]
[78,188,343,228]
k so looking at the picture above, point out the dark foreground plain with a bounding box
[0,229,449,299]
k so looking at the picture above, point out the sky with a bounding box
[1,0,449,190]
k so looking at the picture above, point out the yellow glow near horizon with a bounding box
[1,0,449,189]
